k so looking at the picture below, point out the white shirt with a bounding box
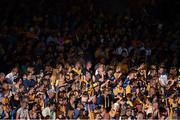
[159,74,168,86]
[42,107,56,120]
[5,72,18,83]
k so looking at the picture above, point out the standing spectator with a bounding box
[5,67,19,84]
[42,102,56,119]
[16,101,30,120]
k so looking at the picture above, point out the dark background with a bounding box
[0,0,180,23]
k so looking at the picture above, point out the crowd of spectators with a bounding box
[0,0,179,119]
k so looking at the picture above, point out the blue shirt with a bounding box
[123,78,130,89]
[85,103,97,112]
[23,79,36,89]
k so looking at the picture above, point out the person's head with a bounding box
[128,71,137,80]
[126,93,132,100]
[153,102,159,109]
[170,67,177,76]
[136,111,144,120]
[14,94,19,101]
[27,74,33,80]
[149,87,155,96]
[85,72,91,81]
[0,103,3,111]
[159,64,165,74]
[70,95,76,104]
[126,108,132,117]
[92,96,97,104]
[12,67,19,76]
[86,61,92,69]
[14,78,22,84]
[107,69,113,77]
[94,83,100,92]
[67,110,74,119]
[49,102,56,111]
[48,91,55,99]
[2,81,10,91]
[118,80,123,87]
[56,64,63,72]
[0,73,5,81]
[97,64,105,73]
[32,104,37,111]
[95,113,103,120]
[75,61,81,69]
[136,87,140,94]
[28,87,34,94]
[21,101,27,109]
[115,66,122,73]
[43,79,49,86]
[19,84,25,93]
[147,113,153,120]
[104,88,109,96]
[146,97,152,104]
[27,66,34,74]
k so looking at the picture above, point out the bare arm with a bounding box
[16,111,20,120]
[26,111,30,120]
[4,111,9,119]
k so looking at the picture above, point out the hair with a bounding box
[48,101,55,107]
[0,72,5,77]
[14,77,21,83]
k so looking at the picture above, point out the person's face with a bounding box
[85,73,91,81]
[98,65,104,72]
[76,62,81,69]
[95,85,100,92]
[70,96,75,103]
[149,87,155,95]
[28,67,34,74]
[120,100,125,105]
[59,99,63,104]
[151,70,157,76]
[0,105,3,111]
[92,96,97,104]
[116,67,121,72]
[136,104,142,112]
[49,92,55,98]
[146,99,150,104]
[170,68,177,75]
[2,83,9,90]
[63,99,67,105]
[108,70,113,76]
[119,81,123,86]
[159,68,164,74]
[0,74,5,81]
[95,114,102,120]
[86,62,92,69]
[129,73,136,80]
[39,85,44,91]
[50,104,55,111]
[22,102,27,109]
[126,109,132,116]
[13,68,18,75]
[29,88,34,94]
[137,113,144,120]
[58,65,62,72]
[153,102,158,109]
[33,105,37,110]
[14,94,19,101]
[27,75,32,80]
[104,90,109,95]
[44,80,48,85]
[18,79,22,84]
[136,88,140,94]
